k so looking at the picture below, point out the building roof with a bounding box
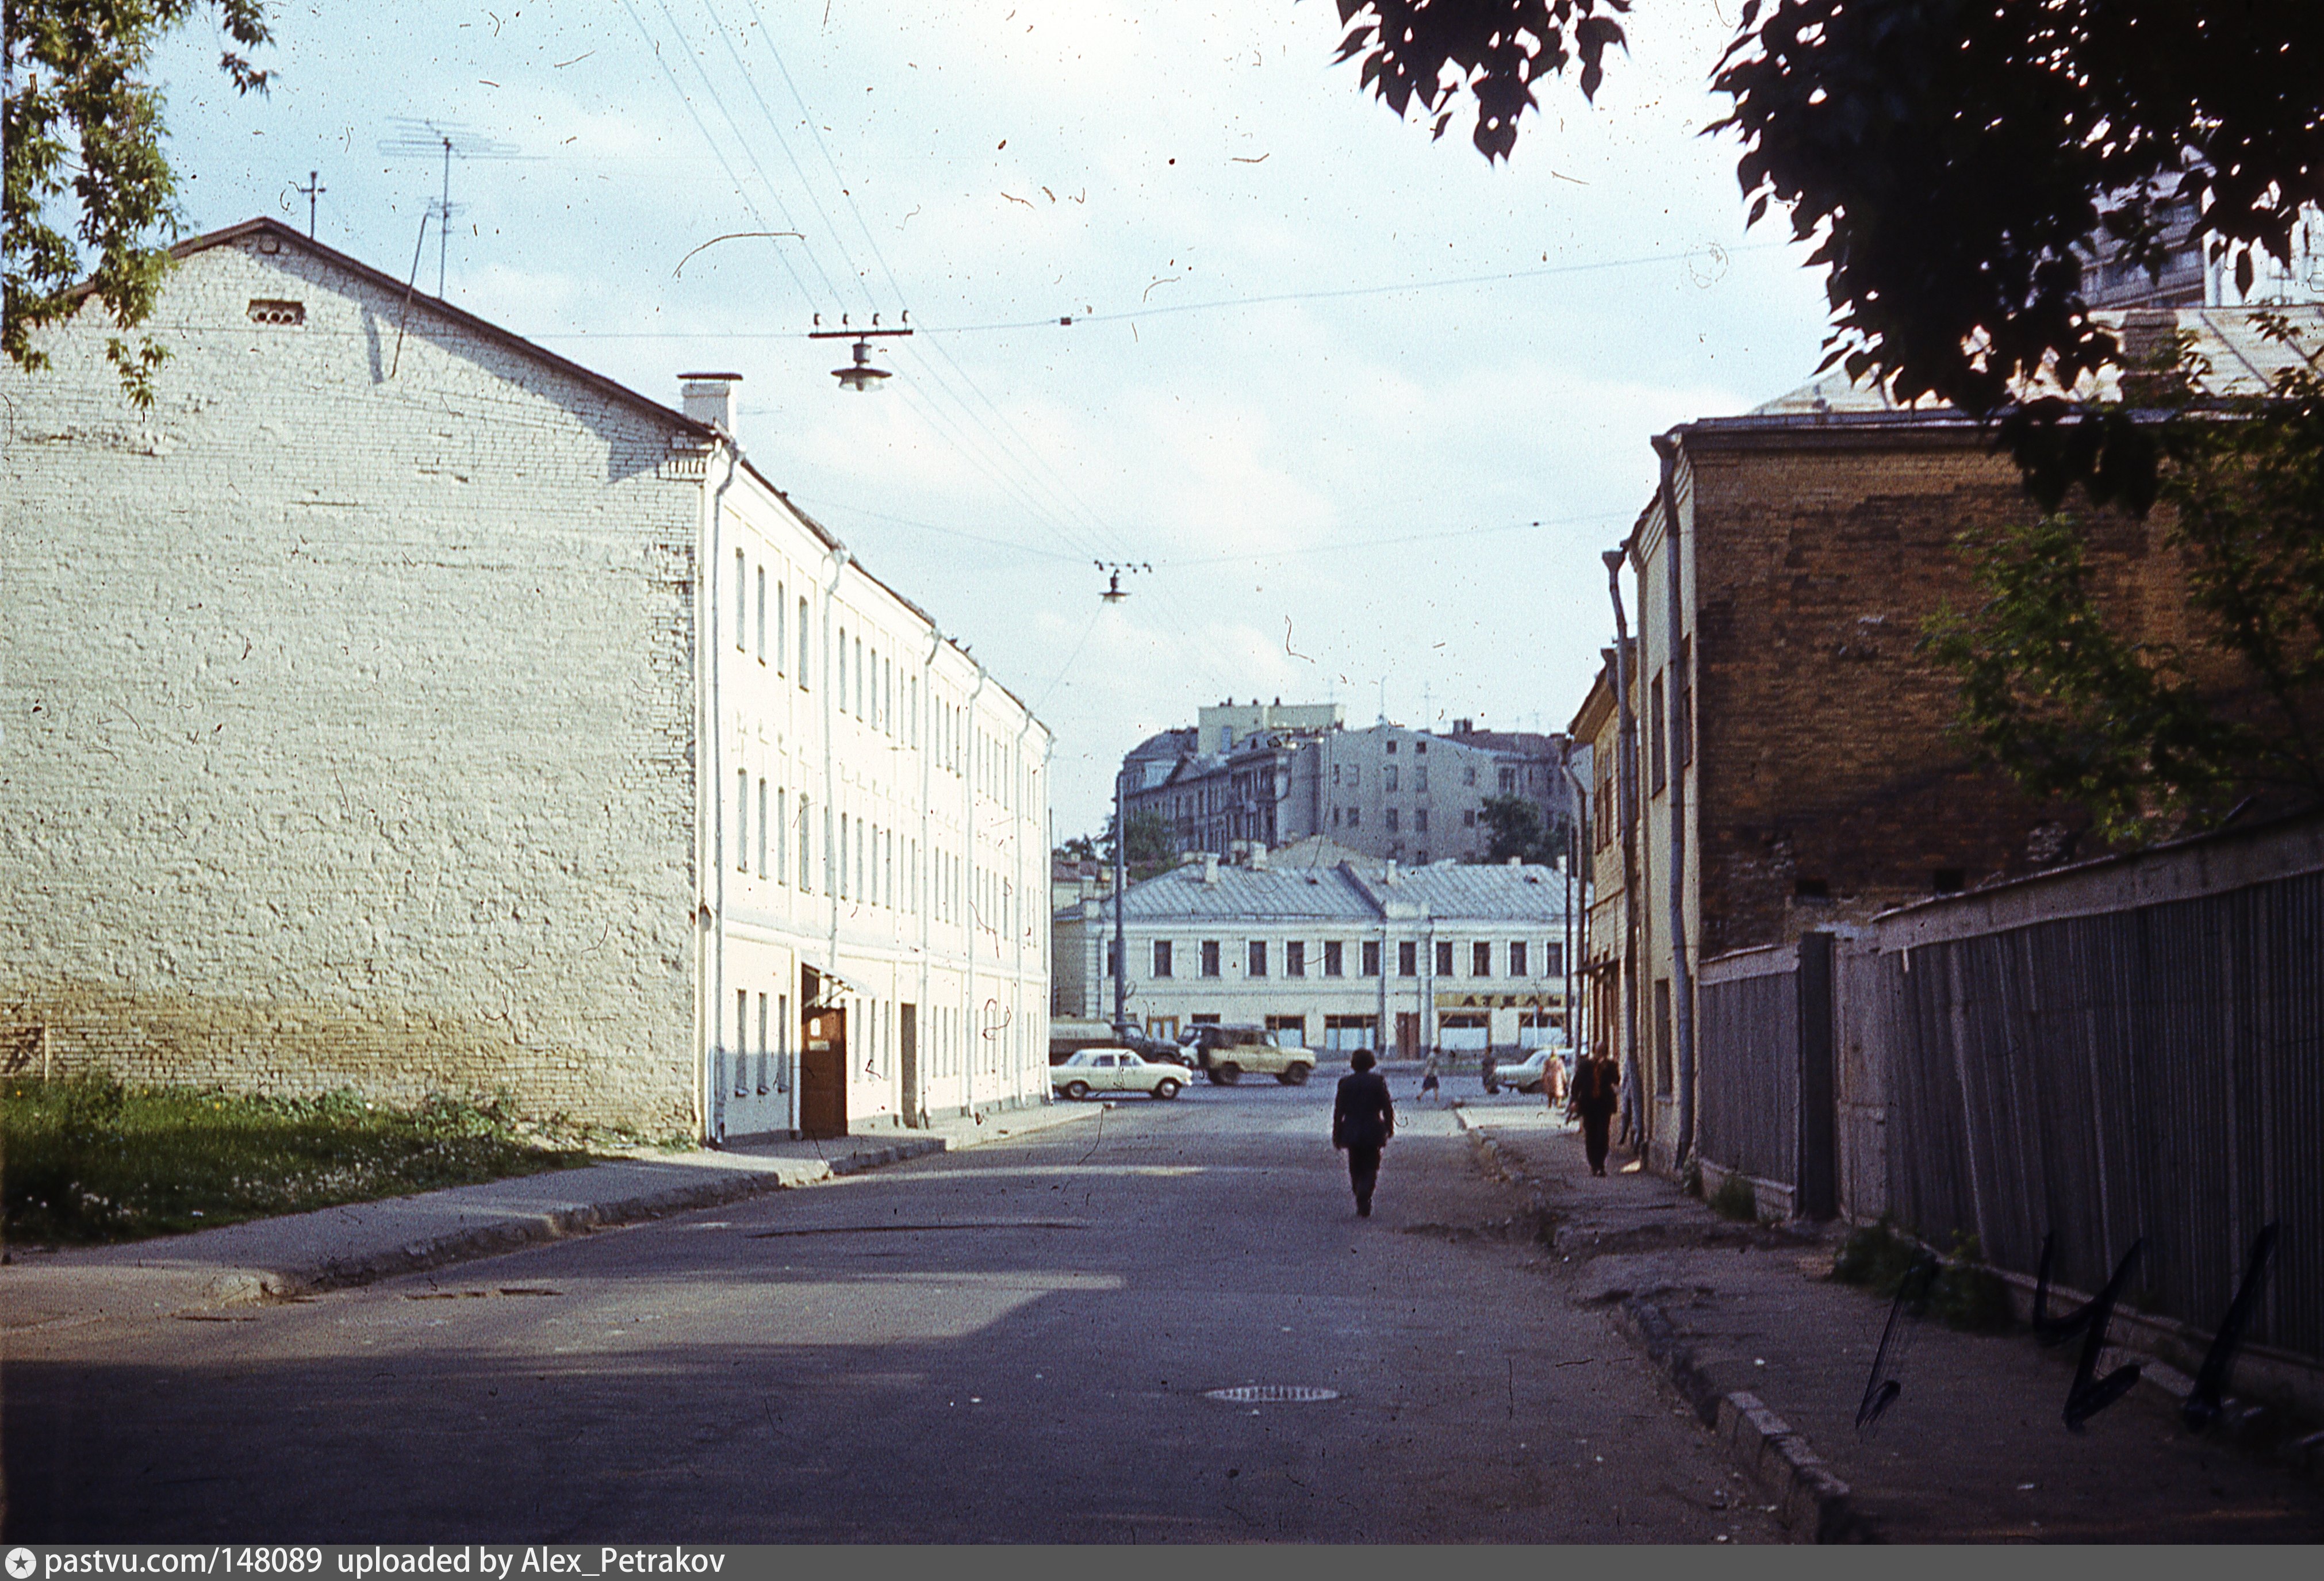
[96,219,1049,738]
[1117,846,1570,925]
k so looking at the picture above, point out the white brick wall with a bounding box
[2,221,1052,1139]
[2,229,701,1131]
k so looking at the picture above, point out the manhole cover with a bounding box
[1203,1384,1340,1403]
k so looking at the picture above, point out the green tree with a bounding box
[1099,808,1175,881]
[1330,1,2324,504]
[6,0,274,409]
[1923,320,2324,843]
[1477,793,1559,864]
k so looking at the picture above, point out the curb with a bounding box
[210,1137,952,1304]
[1611,1295,1874,1543]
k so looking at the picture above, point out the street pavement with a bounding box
[1456,1097,2324,1542]
[4,1078,1783,1544]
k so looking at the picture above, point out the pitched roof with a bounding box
[1118,850,1571,924]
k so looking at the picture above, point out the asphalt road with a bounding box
[5,1081,1782,1543]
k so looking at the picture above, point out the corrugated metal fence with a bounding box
[1698,944,1799,1192]
[1878,826,2324,1364]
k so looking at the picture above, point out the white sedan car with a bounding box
[1051,1047,1188,1100]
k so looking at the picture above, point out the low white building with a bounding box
[1056,839,1575,1058]
[1,217,1049,1141]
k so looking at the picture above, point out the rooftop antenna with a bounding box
[296,170,325,238]
[378,118,526,297]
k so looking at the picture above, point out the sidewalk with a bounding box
[0,1102,1098,1331]
[1455,1103,2324,1544]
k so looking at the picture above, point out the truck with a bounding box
[1177,1024,1316,1087]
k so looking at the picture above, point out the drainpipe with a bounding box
[820,539,851,1094]
[1652,432,1698,1168]
[700,428,746,1145]
[1111,765,1129,1038]
[963,664,988,1112]
[918,630,942,1124]
[1015,712,1042,1106]
[1604,548,1646,1150]
[1563,757,1587,1064]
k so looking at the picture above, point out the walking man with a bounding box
[1574,1050,1621,1177]
[1332,1048,1396,1218]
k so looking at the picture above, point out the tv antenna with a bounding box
[295,170,325,238]
[377,118,527,296]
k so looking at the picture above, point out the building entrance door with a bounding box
[898,1002,919,1128]
[1395,1012,1419,1057]
[800,1005,848,1140]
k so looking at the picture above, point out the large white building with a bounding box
[1055,839,1576,1058]
[1,218,1050,1142]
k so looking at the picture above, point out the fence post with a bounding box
[1797,931,1838,1219]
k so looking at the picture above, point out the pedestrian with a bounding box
[1481,1048,1500,1095]
[1574,1051,1621,1177]
[1418,1049,1441,1104]
[1332,1048,1396,1218]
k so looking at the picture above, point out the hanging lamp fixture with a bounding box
[808,312,912,393]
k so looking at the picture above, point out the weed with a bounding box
[1679,1156,1704,1198]
[1832,1217,1926,1297]
[1929,1232,2016,1333]
[1,1077,596,1246]
[1707,1172,1758,1222]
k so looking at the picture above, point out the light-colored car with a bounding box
[1178,1026,1317,1086]
[1050,1047,1188,1101]
[1489,1049,1569,1095]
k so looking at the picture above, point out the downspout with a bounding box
[1015,712,1041,1106]
[963,664,988,1111]
[918,629,942,1123]
[1563,756,1587,1060]
[1652,431,1698,1168]
[1604,548,1646,1150]
[1111,765,1129,1036]
[701,429,745,1145]
[821,539,851,1062]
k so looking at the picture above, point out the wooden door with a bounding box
[899,1002,919,1128]
[1395,1012,1419,1058]
[800,1006,848,1140]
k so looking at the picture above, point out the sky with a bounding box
[148,0,1835,837]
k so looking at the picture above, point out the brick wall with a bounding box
[1,232,702,1131]
[1686,427,2187,956]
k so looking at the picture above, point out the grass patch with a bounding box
[1707,1172,1758,1222]
[1832,1218,2015,1333]
[2,1077,599,1247]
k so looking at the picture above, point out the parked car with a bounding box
[1176,1024,1316,1087]
[1050,1047,1188,1100]
[1488,1048,1569,1095]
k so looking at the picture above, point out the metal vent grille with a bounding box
[247,299,306,326]
[1203,1385,1340,1403]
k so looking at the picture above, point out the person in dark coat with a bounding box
[1573,1052,1621,1177]
[1332,1048,1397,1217]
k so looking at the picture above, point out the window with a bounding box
[735,549,747,649]
[755,567,766,661]
[1347,765,1359,789]
[1362,939,1380,976]
[776,580,786,674]
[1414,809,1429,833]
[736,769,749,872]
[1286,941,1306,977]
[1332,807,1342,827]
[1248,940,1268,977]
[798,597,810,685]
[855,637,865,717]
[1474,941,1493,977]
[1384,765,1399,793]
[837,627,847,705]
[1398,941,1417,977]
[1464,765,1477,786]
[1414,768,1428,792]
[1415,739,1427,755]
[1153,940,1173,978]
[1331,764,1341,786]
[1677,636,1694,769]
[870,647,880,728]
[1386,808,1400,833]
[1650,672,1667,793]
[1201,940,1221,977]
[735,990,749,1088]
[1386,739,1397,754]
[1544,941,1564,976]
[757,992,769,1092]
[1347,807,1360,828]
[1323,940,1344,977]
[838,813,849,899]
[757,778,768,877]
[776,788,788,882]
[1498,765,1517,793]
[1106,941,1119,977]
[1654,977,1674,1087]
[799,797,813,891]
[1435,940,1454,977]
[1510,941,1528,977]
[1462,808,1477,827]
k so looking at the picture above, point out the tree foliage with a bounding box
[1333,0,2324,505]
[5,0,273,408]
[1478,793,1559,864]
[1924,320,2324,843]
